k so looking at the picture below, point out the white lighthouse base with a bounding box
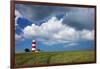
[32,49,39,52]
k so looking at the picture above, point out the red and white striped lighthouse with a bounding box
[32,40,36,52]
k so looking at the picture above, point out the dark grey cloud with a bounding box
[62,8,94,30]
[15,4,70,22]
[15,4,95,30]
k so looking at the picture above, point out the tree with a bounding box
[24,48,30,52]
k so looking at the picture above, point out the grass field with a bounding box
[15,50,95,67]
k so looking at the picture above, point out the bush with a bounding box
[24,48,30,52]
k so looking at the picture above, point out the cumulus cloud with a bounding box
[80,30,94,40]
[23,17,64,38]
[20,16,94,45]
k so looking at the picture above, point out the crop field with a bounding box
[15,50,95,67]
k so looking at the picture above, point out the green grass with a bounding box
[15,50,95,67]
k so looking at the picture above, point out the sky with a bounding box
[15,4,95,52]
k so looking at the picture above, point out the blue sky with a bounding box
[15,4,95,52]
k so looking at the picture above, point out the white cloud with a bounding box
[64,43,78,48]
[53,27,79,41]
[68,43,78,46]
[23,16,65,39]
[80,29,94,40]
[15,34,25,41]
[15,34,22,40]
[15,10,23,26]
[15,10,22,18]
[21,16,94,45]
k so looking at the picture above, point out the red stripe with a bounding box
[32,46,36,48]
[32,42,36,44]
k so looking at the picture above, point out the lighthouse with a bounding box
[32,40,38,52]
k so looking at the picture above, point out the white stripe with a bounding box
[32,44,35,46]
[32,48,36,50]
